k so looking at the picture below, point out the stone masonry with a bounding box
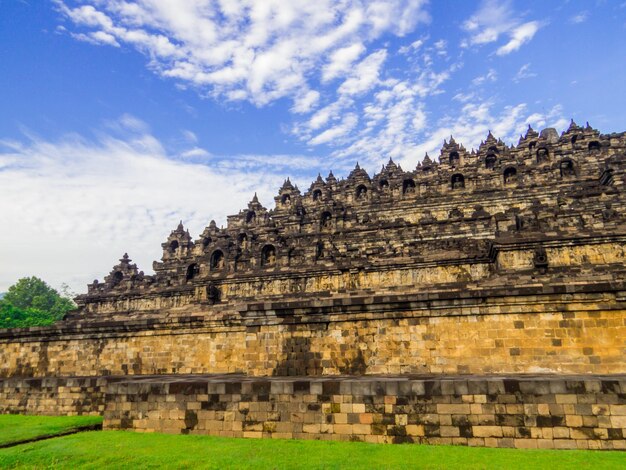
[1,122,625,448]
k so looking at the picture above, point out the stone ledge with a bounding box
[2,282,625,343]
[3,374,625,448]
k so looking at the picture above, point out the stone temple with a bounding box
[1,121,625,449]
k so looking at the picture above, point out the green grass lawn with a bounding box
[0,429,625,470]
[0,414,102,447]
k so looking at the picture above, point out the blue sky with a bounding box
[0,0,625,293]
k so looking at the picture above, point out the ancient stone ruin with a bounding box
[1,121,625,449]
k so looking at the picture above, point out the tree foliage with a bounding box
[0,277,75,329]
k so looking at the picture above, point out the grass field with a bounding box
[0,415,625,469]
[0,414,102,447]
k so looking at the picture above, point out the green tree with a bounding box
[0,277,75,329]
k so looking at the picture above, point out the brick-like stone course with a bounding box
[101,374,626,449]
[1,291,625,378]
[0,377,107,416]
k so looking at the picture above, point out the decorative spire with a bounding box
[524,124,538,139]
[120,253,130,264]
[567,118,578,132]
[280,178,295,191]
[348,162,369,181]
[384,157,398,173]
[252,192,259,203]
[177,220,184,231]
[423,152,432,165]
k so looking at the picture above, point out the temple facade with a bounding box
[2,121,625,448]
[79,121,625,320]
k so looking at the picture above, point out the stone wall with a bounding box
[2,287,625,379]
[0,377,106,416]
[103,374,626,450]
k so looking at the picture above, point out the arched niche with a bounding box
[451,173,465,189]
[237,233,248,248]
[316,241,325,260]
[560,159,575,178]
[169,240,179,254]
[485,154,497,169]
[536,148,549,163]
[503,167,517,185]
[320,211,333,231]
[261,244,276,266]
[449,151,460,166]
[402,179,416,195]
[488,146,499,154]
[186,263,199,281]
[246,211,256,224]
[312,189,322,201]
[379,179,389,190]
[588,141,600,153]
[355,184,368,200]
[210,250,225,270]
[281,194,291,205]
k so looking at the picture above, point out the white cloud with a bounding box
[180,147,210,159]
[322,43,366,82]
[71,30,120,47]
[433,39,447,56]
[292,90,321,114]
[181,130,198,145]
[294,41,454,166]
[57,1,452,175]
[462,0,518,46]
[398,37,425,54]
[496,21,540,55]
[452,92,476,103]
[397,101,567,169]
[513,63,537,82]
[472,68,498,86]
[308,113,358,145]
[57,0,429,107]
[570,11,589,24]
[338,49,388,96]
[0,117,318,292]
[462,1,542,55]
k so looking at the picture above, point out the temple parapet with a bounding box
[75,124,626,315]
